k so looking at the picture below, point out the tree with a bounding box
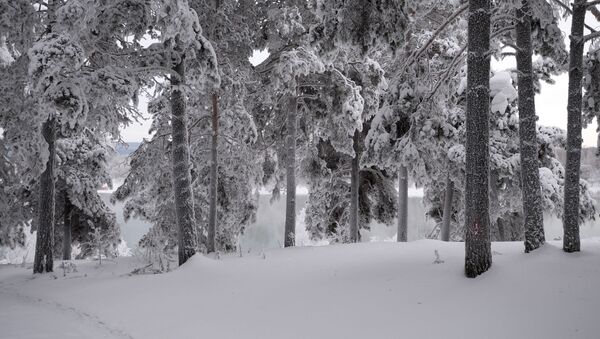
[54,131,118,259]
[253,2,326,247]
[464,0,492,278]
[13,0,148,272]
[516,0,545,252]
[363,0,464,243]
[309,0,407,243]
[147,0,220,264]
[562,0,586,253]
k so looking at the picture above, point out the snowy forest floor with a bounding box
[1,240,600,339]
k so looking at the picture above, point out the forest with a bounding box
[2,0,600,338]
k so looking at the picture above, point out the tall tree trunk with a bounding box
[171,58,198,265]
[63,192,72,260]
[34,119,56,273]
[563,0,586,253]
[284,96,297,247]
[464,0,492,278]
[349,130,361,243]
[207,92,218,253]
[397,166,408,242]
[441,174,454,242]
[516,0,545,253]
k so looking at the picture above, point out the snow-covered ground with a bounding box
[2,239,600,339]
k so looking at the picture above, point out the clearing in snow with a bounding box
[1,239,600,339]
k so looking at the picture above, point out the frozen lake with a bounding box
[101,193,600,251]
[100,193,437,251]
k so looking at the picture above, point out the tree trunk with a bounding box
[464,0,492,278]
[63,192,72,260]
[441,174,454,242]
[516,0,545,253]
[207,92,218,253]
[397,166,408,242]
[563,0,586,253]
[349,130,361,243]
[284,96,297,247]
[489,169,501,240]
[497,217,506,242]
[34,119,56,273]
[171,58,198,265]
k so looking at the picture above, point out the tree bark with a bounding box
[497,217,506,242]
[63,192,72,260]
[349,130,361,243]
[441,174,454,242]
[563,0,586,253]
[34,119,56,273]
[284,96,297,247]
[207,92,218,253]
[397,166,408,242]
[171,58,198,265]
[464,0,492,278]
[516,0,545,253]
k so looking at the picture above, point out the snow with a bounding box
[2,240,600,338]
[489,71,518,113]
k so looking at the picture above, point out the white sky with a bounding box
[120,17,600,147]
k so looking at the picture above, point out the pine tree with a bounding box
[516,0,545,252]
[562,0,587,253]
[397,166,408,242]
[464,0,492,278]
[34,119,56,273]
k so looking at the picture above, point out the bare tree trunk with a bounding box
[34,119,56,273]
[284,96,297,247]
[63,192,72,260]
[441,174,454,242]
[497,218,506,242]
[516,0,545,253]
[207,92,218,253]
[563,0,586,253]
[464,0,492,278]
[349,130,361,243]
[171,58,198,265]
[397,166,408,242]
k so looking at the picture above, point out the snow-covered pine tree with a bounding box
[363,0,465,242]
[562,0,587,253]
[53,131,118,259]
[114,0,260,255]
[516,0,545,252]
[559,1,600,253]
[252,2,325,247]
[2,0,145,272]
[464,0,492,278]
[306,0,407,243]
[138,0,220,264]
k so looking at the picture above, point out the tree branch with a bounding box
[550,0,598,33]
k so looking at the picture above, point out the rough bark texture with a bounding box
[441,174,454,242]
[349,130,361,243]
[171,59,198,265]
[464,0,492,278]
[207,92,218,253]
[284,96,297,247]
[563,0,586,253]
[397,166,408,242]
[63,193,72,260]
[516,0,545,253]
[34,119,56,273]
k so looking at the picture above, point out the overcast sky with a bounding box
[120,16,599,148]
